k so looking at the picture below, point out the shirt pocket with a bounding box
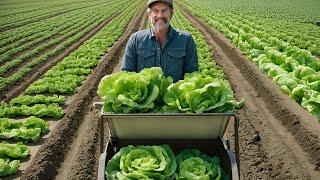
[137,49,156,72]
[167,49,185,78]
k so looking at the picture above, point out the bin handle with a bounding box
[93,102,104,107]
[232,114,240,176]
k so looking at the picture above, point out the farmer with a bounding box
[121,0,199,82]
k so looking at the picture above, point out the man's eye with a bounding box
[162,9,168,13]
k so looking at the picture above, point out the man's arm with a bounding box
[184,35,199,74]
[121,34,137,72]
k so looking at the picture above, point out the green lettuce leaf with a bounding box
[0,158,20,177]
[293,66,316,79]
[265,49,286,65]
[291,84,309,104]
[97,67,172,113]
[301,90,320,121]
[163,73,244,113]
[10,94,65,106]
[0,141,30,159]
[0,116,49,142]
[106,144,177,180]
[176,149,228,180]
[272,73,300,95]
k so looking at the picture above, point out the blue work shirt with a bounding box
[121,26,199,82]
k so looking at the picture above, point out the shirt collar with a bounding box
[149,25,173,40]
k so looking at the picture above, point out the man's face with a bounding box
[148,2,173,30]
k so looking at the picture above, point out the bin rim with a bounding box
[93,101,240,173]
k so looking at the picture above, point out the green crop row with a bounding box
[179,0,320,56]
[171,7,226,81]
[178,0,320,120]
[0,2,126,90]
[0,10,105,65]
[25,0,143,94]
[0,0,110,31]
[0,4,112,60]
[0,0,123,43]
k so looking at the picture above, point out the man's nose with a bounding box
[156,12,164,18]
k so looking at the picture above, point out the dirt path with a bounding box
[180,6,320,180]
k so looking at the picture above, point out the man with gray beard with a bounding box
[121,0,199,82]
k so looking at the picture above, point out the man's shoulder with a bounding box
[173,28,192,38]
[131,29,151,38]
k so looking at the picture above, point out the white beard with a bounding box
[151,19,170,30]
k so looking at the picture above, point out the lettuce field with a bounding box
[1,0,320,179]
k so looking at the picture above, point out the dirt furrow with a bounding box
[179,5,320,180]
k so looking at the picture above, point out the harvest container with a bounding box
[94,102,240,180]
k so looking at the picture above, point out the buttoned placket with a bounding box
[156,36,170,68]
[156,41,161,66]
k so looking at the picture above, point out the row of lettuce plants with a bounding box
[178,0,320,121]
[0,95,57,176]
[219,13,320,56]
[0,0,144,177]
[171,7,226,80]
[0,141,30,176]
[177,0,320,56]
[25,0,143,94]
[0,116,49,142]
[0,94,65,119]
[0,3,116,63]
[1,19,80,61]
[178,0,319,23]
[0,0,109,31]
[0,0,122,45]
[0,10,106,67]
[246,17,320,55]
[0,1,126,91]
[0,0,125,68]
[170,6,244,112]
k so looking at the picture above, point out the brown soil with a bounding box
[2,5,320,180]
[180,6,320,180]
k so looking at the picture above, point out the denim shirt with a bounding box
[121,26,199,82]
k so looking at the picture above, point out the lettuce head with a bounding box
[97,67,172,113]
[176,149,228,180]
[106,144,177,180]
[163,73,244,113]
